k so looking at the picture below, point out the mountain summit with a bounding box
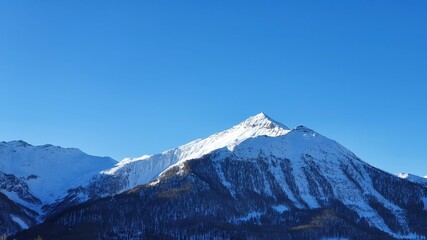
[90,113,292,194]
[237,112,290,131]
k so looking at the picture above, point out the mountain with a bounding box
[398,173,427,188]
[50,112,291,209]
[0,141,117,234]
[14,114,427,239]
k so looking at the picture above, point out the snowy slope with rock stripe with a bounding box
[44,113,427,239]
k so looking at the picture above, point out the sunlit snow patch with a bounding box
[11,215,29,229]
[272,204,289,213]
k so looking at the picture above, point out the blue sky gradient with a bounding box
[1,1,426,176]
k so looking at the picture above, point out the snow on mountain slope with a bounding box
[23,114,427,239]
[62,113,423,238]
[0,191,38,235]
[37,112,425,239]
[98,113,290,192]
[397,173,427,187]
[11,215,29,229]
[0,140,117,208]
[197,126,421,238]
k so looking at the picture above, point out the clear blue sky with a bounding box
[1,1,426,176]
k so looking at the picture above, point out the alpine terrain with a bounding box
[1,113,427,239]
[397,173,427,188]
[0,140,117,235]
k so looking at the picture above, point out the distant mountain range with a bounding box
[1,113,426,239]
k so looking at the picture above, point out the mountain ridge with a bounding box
[398,173,427,188]
[0,141,117,216]
[2,113,427,239]
[69,113,293,200]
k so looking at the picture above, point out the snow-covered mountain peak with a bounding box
[1,140,32,148]
[397,173,411,179]
[397,173,421,181]
[237,112,289,131]
[114,113,290,167]
[223,124,348,162]
[208,112,290,149]
[293,125,318,136]
[0,141,117,206]
[294,125,312,131]
[0,140,80,153]
[101,113,291,188]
